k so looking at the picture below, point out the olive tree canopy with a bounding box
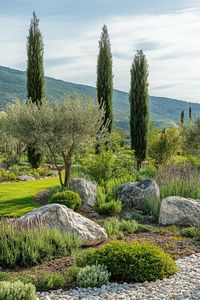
[5,97,107,187]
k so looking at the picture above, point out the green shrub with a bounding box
[77,241,177,282]
[49,190,82,211]
[103,218,124,239]
[95,199,121,216]
[0,272,11,282]
[0,223,82,268]
[140,197,161,220]
[65,266,81,285]
[0,281,36,300]
[0,169,17,182]
[137,163,157,179]
[103,218,140,238]
[125,209,155,223]
[120,219,139,234]
[31,272,65,291]
[48,185,66,201]
[77,265,110,288]
[181,227,200,240]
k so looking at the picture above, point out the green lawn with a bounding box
[0,177,59,217]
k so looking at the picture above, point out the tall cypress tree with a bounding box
[180,110,184,125]
[129,50,149,170]
[27,12,45,168]
[97,25,113,133]
[189,107,192,125]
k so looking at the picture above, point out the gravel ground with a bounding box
[37,253,200,300]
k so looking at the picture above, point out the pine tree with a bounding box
[180,110,184,125]
[27,12,45,168]
[129,50,149,170]
[97,25,113,132]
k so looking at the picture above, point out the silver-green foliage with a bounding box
[5,97,106,187]
[77,265,110,288]
[0,281,36,300]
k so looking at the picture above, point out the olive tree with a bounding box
[5,97,106,187]
[183,117,200,157]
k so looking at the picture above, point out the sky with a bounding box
[0,0,200,102]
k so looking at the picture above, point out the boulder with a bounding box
[18,175,35,181]
[19,204,107,246]
[159,196,200,226]
[70,178,98,209]
[116,179,160,210]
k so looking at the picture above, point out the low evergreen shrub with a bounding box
[181,227,200,241]
[0,281,36,300]
[77,265,110,288]
[95,199,122,216]
[31,272,66,291]
[77,241,177,282]
[49,190,82,211]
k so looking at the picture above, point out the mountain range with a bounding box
[0,65,200,132]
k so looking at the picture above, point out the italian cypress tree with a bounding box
[180,110,184,125]
[189,107,192,125]
[27,12,45,168]
[129,50,149,170]
[97,25,113,133]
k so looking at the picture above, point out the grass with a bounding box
[0,177,59,217]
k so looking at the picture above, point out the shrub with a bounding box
[120,219,139,234]
[0,223,82,268]
[48,185,66,201]
[140,197,161,220]
[103,218,124,239]
[156,165,200,199]
[103,218,139,238]
[0,281,36,300]
[0,272,11,282]
[181,227,200,241]
[49,190,82,211]
[95,199,122,216]
[77,241,177,282]
[65,266,81,285]
[77,265,110,288]
[0,169,17,182]
[31,272,65,291]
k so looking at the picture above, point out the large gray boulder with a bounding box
[19,204,107,246]
[116,179,160,210]
[159,196,200,226]
[70,178,98,209]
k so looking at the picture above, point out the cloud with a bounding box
[0,4,200,102]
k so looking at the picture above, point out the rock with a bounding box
[19,204,107,246]
[70,178,98,209]
[116,179,160,210]
[159,196,200,226]
[18,175,35,181]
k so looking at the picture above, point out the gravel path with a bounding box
[37,253,200,300]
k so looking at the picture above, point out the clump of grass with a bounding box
[156,165,200,199]
[103,217,152,238]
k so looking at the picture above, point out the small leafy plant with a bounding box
[0,281,36,300]
[77,265,110,288]
[49,190,82,211]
